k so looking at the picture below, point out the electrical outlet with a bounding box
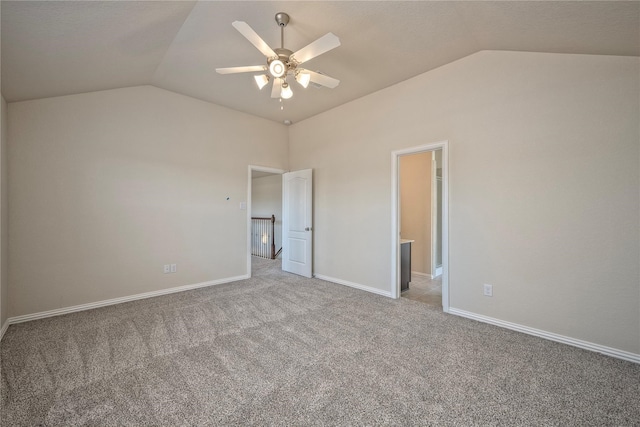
[483,284,493,297]
[170,264,177,273]
[163,264,170,274]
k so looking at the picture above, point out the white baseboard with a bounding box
[0,319,8,342]
[314,274,393,298]
[6,275,249,326]
[412,271,433,279]
[449,307,640,364]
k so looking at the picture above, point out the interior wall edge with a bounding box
[314,274,393,298]
[449,308,640,364]
[0,320,7,342]
[4,274,249,328]
[0,94,7,331]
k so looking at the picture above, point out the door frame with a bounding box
[391,141,449,311]
[431,154,443,278]
[247,165,285,277]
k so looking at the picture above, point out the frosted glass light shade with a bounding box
[296,72,310,88]
[281,83,293,99]
[254,74,269,90]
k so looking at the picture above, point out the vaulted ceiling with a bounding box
[2,1,639,124]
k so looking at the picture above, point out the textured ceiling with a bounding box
[2,1,639,124]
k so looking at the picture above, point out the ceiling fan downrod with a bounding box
[269,12,295,81]
[275,12,289,49]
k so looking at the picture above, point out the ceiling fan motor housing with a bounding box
[268,48,296,78]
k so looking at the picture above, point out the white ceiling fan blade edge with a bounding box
[232,21,277,59]
[291,33,341,64]
[303,70,340,89]
[216,65,267,74]
[271,78,283,98]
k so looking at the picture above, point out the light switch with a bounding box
[239,202,247,210]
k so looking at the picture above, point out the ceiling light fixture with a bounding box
[295,72,311,88]
[269,59,286,78]
[280,82,293,99]
[216,12,341,104]
[254,74,270,90]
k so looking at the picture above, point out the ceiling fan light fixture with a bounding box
[219,13,341,105]
[295,72,311,88]
[254,74,270,90]
[269,59,286,78]
[281,82,293,99]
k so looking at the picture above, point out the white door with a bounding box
[282,169,313,277]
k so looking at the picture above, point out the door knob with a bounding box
[305,227,311,231]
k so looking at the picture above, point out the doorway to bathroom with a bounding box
[391,141,449,311]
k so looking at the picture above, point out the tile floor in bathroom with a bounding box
[401,273,442,308]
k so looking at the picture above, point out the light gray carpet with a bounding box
[1,257,639,426]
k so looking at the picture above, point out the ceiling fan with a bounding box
[216,12,340,101]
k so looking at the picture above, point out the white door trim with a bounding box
[391,141,450,312]
[431,154,438,278]
[247,165,285,277]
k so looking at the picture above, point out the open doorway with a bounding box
[391,141,449,312]
[247,166,285,277]
[398,150,442,307]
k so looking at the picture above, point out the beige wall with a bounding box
[400,152,431,274]
[0,1,6,330]
[1,95,6,329]
[251,174,283,255]
[289,51,640,354]
[8,85,289,317]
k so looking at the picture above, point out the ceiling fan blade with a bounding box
[303,70,340,89]
[291,33,341,65]
[215,65,267,74]
[232,21,277,59]
[271,78,283,98]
